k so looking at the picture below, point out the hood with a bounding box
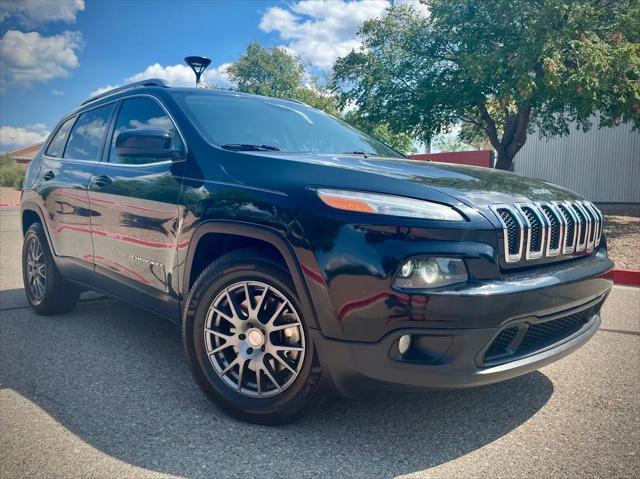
[274,154,583,208]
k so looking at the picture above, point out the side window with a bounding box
[63,104,114,161]
[45,117,75,157]
[110,97,182,165]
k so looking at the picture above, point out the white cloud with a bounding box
[0,0,84,26]
[52,89,64,96]
[0,123,49,150]
[259,0,390,70]
[126,62,232,88]
[88,84,119,98]
[0,30,83,86]
[89,62,232,98]
[397,0,430,16]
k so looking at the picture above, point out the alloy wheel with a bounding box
[26,237,46,302]
[204,280,306,398]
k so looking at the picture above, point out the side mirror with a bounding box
[115,129,184,160]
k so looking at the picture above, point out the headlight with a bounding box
[393,257,468,289]
[316,189,464,221]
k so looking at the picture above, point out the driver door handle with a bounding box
[93,175,112,188]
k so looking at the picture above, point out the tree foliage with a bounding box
[343,111,415,153]
[227,42,339,115]
[432,133,474,153]
[332,1,640,170]
[0,158,25,188]
[227,42,413,150]
[227,42,305,98]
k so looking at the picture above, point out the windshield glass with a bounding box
[174,92,404,158]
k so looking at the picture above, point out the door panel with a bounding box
[88,163,183,294]
[39,157,97,268]
[38,105,114,276]
[88,96,184,306]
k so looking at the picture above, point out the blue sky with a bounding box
[0,0,414,152]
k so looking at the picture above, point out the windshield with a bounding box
[174,92,404,158]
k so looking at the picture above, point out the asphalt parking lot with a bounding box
[1,206,639,479]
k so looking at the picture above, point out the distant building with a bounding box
[513,119,639,203]
[0,142,44,169]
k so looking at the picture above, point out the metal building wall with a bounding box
[513,118,640,203]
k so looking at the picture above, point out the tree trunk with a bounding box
[495,150,516,171]
[424,139,431,154]
[478,102,531,172]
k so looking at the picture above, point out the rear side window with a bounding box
[63,104,115,161]
[109,97,182,164]
[45,117,75,157]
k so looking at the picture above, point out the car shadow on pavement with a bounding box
[0,292,554,478]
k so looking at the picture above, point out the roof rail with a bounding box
[82,79,169,105]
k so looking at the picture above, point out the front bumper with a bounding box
[312,253,613,397]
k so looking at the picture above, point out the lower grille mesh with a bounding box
[483,304,600,364]
[484,327,518,359]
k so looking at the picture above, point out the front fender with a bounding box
[180,220,321,330]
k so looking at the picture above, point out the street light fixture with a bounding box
[184,56,211,88]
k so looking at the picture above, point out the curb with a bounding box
[608,269,640,287]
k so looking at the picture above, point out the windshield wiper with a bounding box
[343,151,378,157]
[222,143,280,151]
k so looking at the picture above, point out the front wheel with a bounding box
[182,249,326,425]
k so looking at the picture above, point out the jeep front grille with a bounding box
[491,201,602,264]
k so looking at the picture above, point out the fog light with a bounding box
[398,335,412,355]
[394,257,468,289]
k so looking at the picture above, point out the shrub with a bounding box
[0,158,25,188]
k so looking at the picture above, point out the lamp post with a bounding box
[184,56,212,88]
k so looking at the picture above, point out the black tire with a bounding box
[182,248,326,425]
[22,222,81,315]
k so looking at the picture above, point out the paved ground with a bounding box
[1,206,639,479]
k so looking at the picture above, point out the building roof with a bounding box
[0,142,45,161]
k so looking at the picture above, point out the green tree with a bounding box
[227,42,339,114]
[343,111,415,153]
[0,158,25,188]
[333,1,640,170]
[227,42,304,98]
[432,133,474,153]
[227,42,414,149]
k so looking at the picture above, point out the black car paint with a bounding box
[21,86,613,396]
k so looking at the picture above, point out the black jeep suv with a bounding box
[21,79,613,424]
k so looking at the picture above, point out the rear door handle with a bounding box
[42,170,55,181]
[93,175,112,188]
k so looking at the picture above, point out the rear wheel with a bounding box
[22,223,81,314]
[182,248,325,425]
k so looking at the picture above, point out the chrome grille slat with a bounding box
[492,200,602,264]
[580,201,598,252]
[491,205,524,263]
[589,203,603,247]
[537,202,563,257]
[570,203,589,252]
[516,203,546,260]
[557,202,578,254]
